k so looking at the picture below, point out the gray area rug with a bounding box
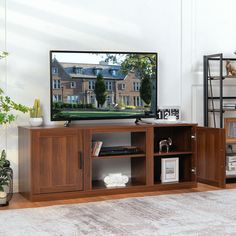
[1,189,236,236]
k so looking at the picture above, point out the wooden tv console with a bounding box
[18,123,225,201]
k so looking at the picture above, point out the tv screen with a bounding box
[50,51,158,121]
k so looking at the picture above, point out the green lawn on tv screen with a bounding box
[54,110,145,119]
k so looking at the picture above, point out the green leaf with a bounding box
[0,88,30,125]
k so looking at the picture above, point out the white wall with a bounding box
[183,0,236,124]
[1,0,236,191]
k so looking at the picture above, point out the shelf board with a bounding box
[154,180,193,185]
[154,151,193,157]
[226,175,236,179]
[92,180,146,190]
[208,75,236,80]
[208,96,236,100]
[208,76,223,80]
[208,57,236,61]
[92,153,145,160]
[225,139,236,144]
[208,109,236,112]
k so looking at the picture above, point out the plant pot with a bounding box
[29,117,43,127]
[0,191,7,205]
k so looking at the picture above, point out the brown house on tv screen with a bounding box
[51,58,143,108]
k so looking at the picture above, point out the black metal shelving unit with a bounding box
[204,53,236,184]
[203,53,236,128]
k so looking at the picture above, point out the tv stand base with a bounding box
[64,120,71,127]
[135,118,152,125]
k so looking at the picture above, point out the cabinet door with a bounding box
[32,129,83,194]
[196,127,225,188]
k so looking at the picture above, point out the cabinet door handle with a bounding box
[191,167,196,174]
[79,151,83,169]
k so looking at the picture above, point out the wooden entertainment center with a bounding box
[18,122,225,201]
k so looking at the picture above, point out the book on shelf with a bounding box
[99,146,142,156]
[92,141,103,156]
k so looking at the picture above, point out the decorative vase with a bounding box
[29,117,43,127]
[0,191,7,205]
[104,173,129,188]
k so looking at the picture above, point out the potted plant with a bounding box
[0,88,29,205]
[0,150,10,205]
[29,99,43,126]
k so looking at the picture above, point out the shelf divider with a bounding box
[92,153,146,160]
[154,151,193,157]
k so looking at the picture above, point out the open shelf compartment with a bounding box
[92,157,146,190]
[154,126,193,153]
[91,131,146,158]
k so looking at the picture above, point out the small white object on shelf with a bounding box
[104,173,129,188]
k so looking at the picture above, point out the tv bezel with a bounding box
[50,50,158,122]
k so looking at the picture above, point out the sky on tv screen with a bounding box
[52,52,157,66]
[53,52,128,65]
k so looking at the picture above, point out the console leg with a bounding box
[135,118,152,125]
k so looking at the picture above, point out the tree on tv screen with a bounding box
[140,75,151,105]
[94,74,107,108]
[121,54,156,79]
[105,53,156,78]
[105,53,156,107]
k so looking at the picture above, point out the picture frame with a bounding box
[224,118,236,143]
[161,157,179,183]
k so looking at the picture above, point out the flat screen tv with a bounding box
[50,50,158,122]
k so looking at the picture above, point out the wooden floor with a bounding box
[1,183,236,210]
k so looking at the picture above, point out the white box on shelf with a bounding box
[227,163,236,171]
